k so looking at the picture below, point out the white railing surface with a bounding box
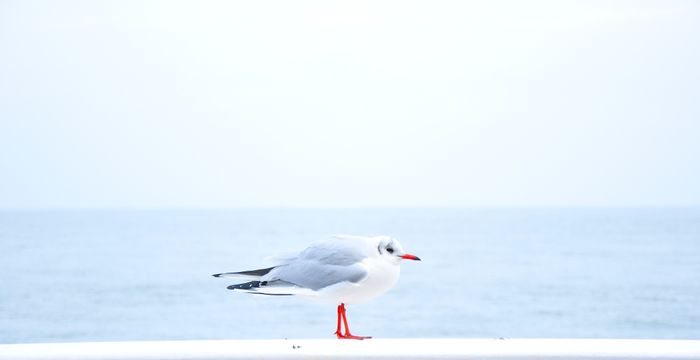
[1,338,699,360]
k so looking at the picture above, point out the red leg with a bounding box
[334,304,343,337]
[336,303,371,340]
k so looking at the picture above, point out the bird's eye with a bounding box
[386,247,394,254]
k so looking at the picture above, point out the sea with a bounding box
[1,208,698,344]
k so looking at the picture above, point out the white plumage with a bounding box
[213,235,420,339]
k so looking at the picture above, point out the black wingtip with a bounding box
[211,267,276,279]
[227,281,268,290]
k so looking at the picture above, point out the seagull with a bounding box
[213,235,421,340]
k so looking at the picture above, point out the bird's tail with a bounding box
[212,266,275,281]
[225,280,297,296]
[213,266,310,296]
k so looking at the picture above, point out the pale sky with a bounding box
[1,1,699,208]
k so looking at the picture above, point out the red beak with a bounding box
[400,254,421,261]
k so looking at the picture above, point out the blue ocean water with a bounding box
[0,208,698,344]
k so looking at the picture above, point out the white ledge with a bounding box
[1,338,700,360]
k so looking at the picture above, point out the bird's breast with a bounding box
[307,257,401,305]
[361,257,400,292]
[338,258,400,304]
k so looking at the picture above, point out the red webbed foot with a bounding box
[337,333,372,340]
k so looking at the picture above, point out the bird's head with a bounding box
[375,236,421,264]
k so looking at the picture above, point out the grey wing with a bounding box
[297,236,371,266]
[271,260,368,291]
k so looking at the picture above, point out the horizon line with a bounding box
[1,204,699,211]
